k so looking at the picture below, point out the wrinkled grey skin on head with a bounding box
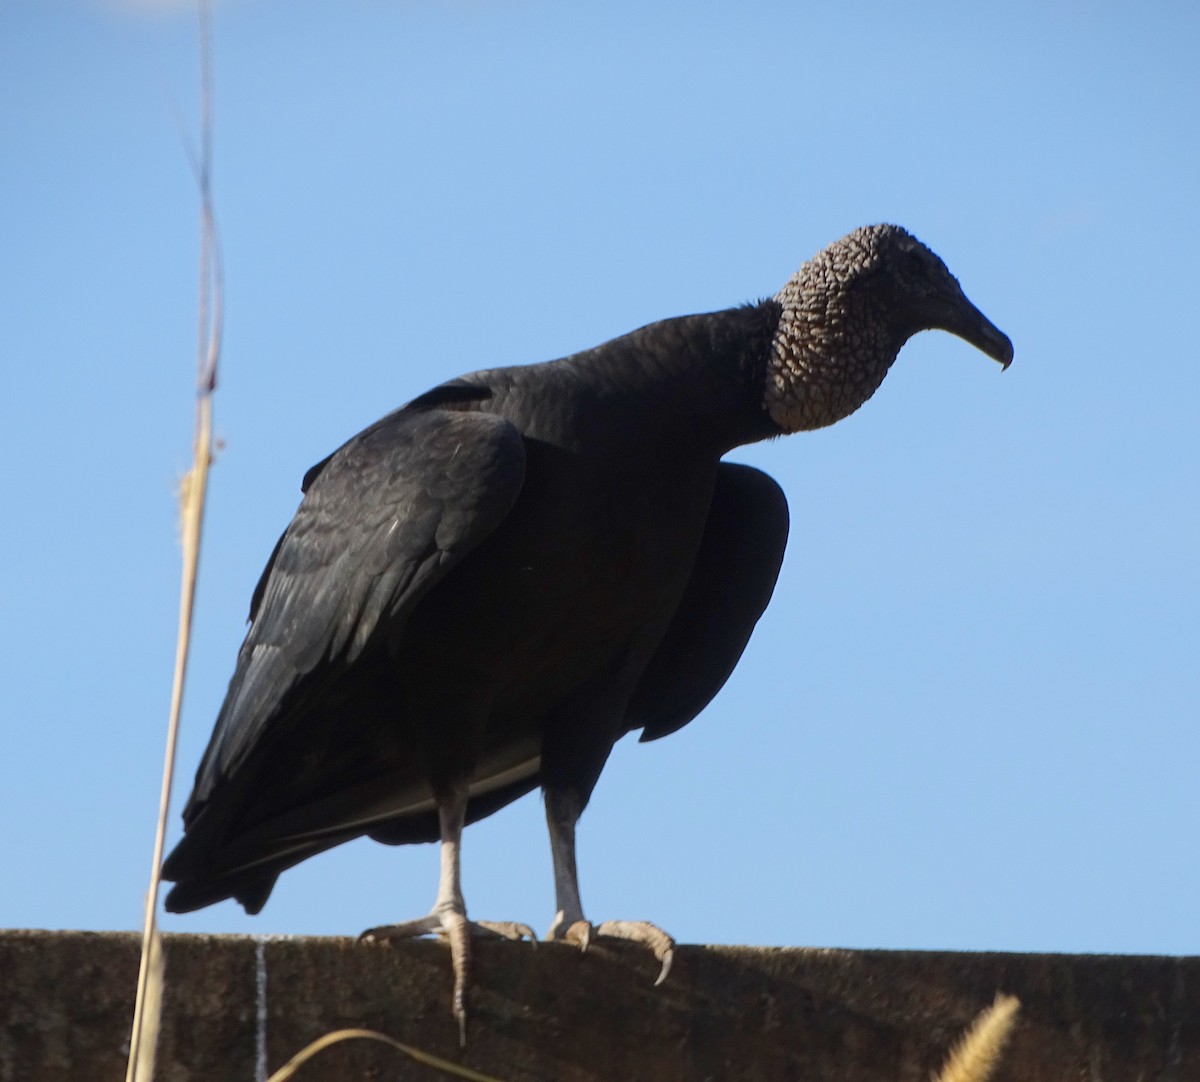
[765,224,1013,433]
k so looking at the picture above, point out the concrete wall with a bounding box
[1,929,1196,1080]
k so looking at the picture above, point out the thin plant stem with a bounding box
[265,1028,508,1082]
[126,2,221,1078]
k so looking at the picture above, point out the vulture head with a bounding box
[765,224,1013,433]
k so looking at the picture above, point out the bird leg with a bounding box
[543,787,675,984]
[359,783,534,1045]
[545,788,591,950]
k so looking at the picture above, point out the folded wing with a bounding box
[163,401,525,911]
[629,462,790,742]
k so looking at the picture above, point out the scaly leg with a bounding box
[543,786,674,984]
[360,783,534,1044]
[545,786,591,949]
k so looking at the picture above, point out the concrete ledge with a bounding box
[1,929,1196,1080]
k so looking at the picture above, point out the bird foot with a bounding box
[547,914,675,985]
[474,919,540,944]
[597,920,675,985]
[359,913,536,1045]
[547,914,593,951]
[359,915,537,944]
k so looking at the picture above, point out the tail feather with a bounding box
[164,871,278,915]
[163,813,347,915]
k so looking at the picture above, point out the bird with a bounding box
[163,224,1013,1040]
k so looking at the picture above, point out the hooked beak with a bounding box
[936,286,1014,370]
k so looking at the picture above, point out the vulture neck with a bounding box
[523,304,787,457]
[764,265,905,434]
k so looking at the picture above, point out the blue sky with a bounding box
[2,0,1197,957]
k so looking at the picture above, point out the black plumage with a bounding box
[163,224,1012,1034]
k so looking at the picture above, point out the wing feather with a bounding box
[629,462,789,742]
[184,405,526,819]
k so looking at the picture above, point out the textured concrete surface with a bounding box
[1,929,1197,1080]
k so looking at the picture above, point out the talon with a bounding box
[358,915,440,944]
[454,998,467,1048]
[564,920,592,953]
[655,947,674,986]
[443,912,472,1047]
[595,920,676,984]
[475,919,538,945]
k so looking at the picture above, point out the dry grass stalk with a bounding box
[125,2,222,1079]
[933,993,1021,1082]
[131,926,165,1082]
[265,1028,508,1082]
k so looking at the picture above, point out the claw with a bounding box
[358,915,441,943]
[475,919,538,946]
[442,912,471,1048]
[596,920,676,985]
[563,920,592,953]
[655,947,674,986]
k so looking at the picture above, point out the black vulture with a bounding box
[163,224,1012,1037]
